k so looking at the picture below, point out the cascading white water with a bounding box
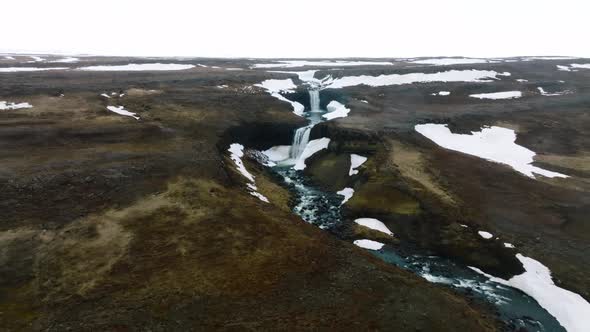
[289,89,322,159]
[309,89,320,112]
[290,125,312,159]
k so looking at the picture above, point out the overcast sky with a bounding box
[2,0,589,58]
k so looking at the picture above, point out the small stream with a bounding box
[265,85,565,332]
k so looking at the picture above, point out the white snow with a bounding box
[250,191,270,203]
[293,138,330,170]
[272,93,304,116]
[323,101,350,120]
[336,187,354,205]
[410,58,490,65]
[0,67,68,73]
[100,93,111,98]
[0,101,33,110]
[469,91,522,100]
[556,64,590,72]
[255,78,304,116]
[432,91,450,96]
[470,254,590,332]
[228,143,269,203]
[415,124,568,179]
[570,64,590,69]
[50,57,79,63]
[353,239,385,250]
[359,99,368,104]
[262,145,291,164]
[252,60,394,69]
[325,70,507,89]
[292,70,318,82]
[28,56,44,62]
[106,106,139,120]
[78,63,195,71]
[478,231,493,239]
[537,87,570,96]
[228,144,255,182]
[269,70,321,85]
[503,242,515,248]
[354,218,393,236]
[349,154,368,176]
[255,78,297,93]
[4,56,15,60]
[516,79,529,82]
[528,56,579,60]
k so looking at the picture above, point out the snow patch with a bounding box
[516,79,528,82]
[354,218,393,236]
[478,231,493,239]
[50,57,79,63]
[269,70,322,85]
[0,101,33,110]
[293,138,330,170]
[228,143,269,203]
[537,87,571,96]
[432,91,450,96]
[28,56,44,62]
[415,124,568,179]
[469,91,522,99]
[252,60,393,69]
[78,63,195,71]
[262,145,291,166]
[504,242,515,248]
[470,254,590,332]
[557,63,590,72]
[255,78,304,116]
[255,78,297,93]
[571,64,590,69]
[353,239,385,250]
[106,106,139,120]
[0,67,68,73]
[323,101,350,120]
[349,154,368,176]
[325,70,507,89]
[336,188,354,205]
[250,191,270,203]
[411,58,490,65]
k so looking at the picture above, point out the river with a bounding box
[265,83,565,332]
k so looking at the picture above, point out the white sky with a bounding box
[2,0,589,58]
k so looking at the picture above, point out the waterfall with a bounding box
[289,89,322,159]
[309,89,320,112]
[290,125,312,159]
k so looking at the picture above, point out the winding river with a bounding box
[265,82,566,332]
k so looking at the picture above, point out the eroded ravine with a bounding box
[260,78,566,332]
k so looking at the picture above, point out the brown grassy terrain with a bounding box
[0,59,504,331]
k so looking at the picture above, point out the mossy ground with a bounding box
[0,62,503,330]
